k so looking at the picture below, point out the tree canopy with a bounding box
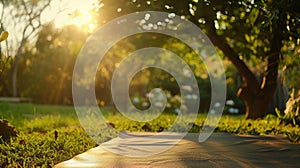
[94,0,300,118]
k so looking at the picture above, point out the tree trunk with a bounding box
[11,38,27,97]
[12,61,19,97]
[11,47,22,97]
[205,18,282,119]
[238,83,277,119]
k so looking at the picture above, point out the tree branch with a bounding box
[205,18,260,92]
[261,19,283,92]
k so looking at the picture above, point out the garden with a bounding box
[0,0,300,167]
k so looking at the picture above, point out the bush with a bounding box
[276,89,300,126]
[131,90,190,115]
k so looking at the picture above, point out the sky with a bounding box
[42,0,98,28]
[0,0,98,56]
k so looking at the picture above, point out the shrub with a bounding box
[276,89,300,126]
[131,90,188,115]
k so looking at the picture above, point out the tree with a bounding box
[0,0,52,97]
[17,24,87,104]
[94,0,300,119]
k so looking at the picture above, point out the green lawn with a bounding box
[0,103,299,167]
[0,103,97,168]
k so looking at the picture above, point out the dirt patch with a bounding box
[0,119,18,142]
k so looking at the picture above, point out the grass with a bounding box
[0,102,78,130]
[0,103,300,167]
[105,112,300,143]
[0,128,96,168]
[0,103,99,167]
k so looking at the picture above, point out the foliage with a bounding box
[131,90,189,115]
[0,30,10,82]
[281,43,300,91]
[0,31,8,42]
[217,114,300,143]
[94,0,300,119]
[0,0,297,118]
[100,35,213,112]
[0,0,53,96]
[275,89,300,126]
[7,24,88,104]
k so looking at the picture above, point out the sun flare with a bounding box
[49,0,98,32]
[71,11,95,30]
[67,9,97,33]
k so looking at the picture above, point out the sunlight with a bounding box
[44,0,98,32]
[72,12,93,26]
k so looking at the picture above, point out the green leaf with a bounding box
[275,108,282,118]
[249,8,260,26]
